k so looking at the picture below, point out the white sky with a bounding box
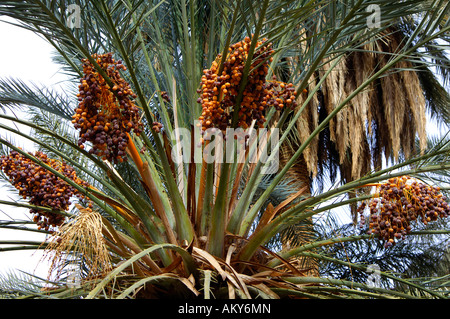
[0,17,70,279]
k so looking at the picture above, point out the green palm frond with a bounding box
[0,270,47,298]
[0,78,74,119]
[0,0,449,300]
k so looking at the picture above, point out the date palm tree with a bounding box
[0,0,449,299]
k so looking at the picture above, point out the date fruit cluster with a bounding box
[358,176,450,247]
[197,36,297,134]
[72,53,143,163]
[0,150,90,231]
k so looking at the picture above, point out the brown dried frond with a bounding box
[44,204,112,282]
[294,27,428,185]
[294,78,320,177]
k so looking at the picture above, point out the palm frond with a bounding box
[0,77,74,119]
[0,0,449,300]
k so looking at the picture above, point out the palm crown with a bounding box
[0,0,449,299]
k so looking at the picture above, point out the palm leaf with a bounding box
[0,0,449,299]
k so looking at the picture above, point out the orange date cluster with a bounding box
[0,150,90,231]
[72,53,143,163]
[358,176,450,247]
[197,36,297,134]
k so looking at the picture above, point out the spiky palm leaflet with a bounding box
[0,0,449,299]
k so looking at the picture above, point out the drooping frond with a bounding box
[0,0,449,300]
[294,26,432,185]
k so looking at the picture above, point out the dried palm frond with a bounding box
[294,27,428,185]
